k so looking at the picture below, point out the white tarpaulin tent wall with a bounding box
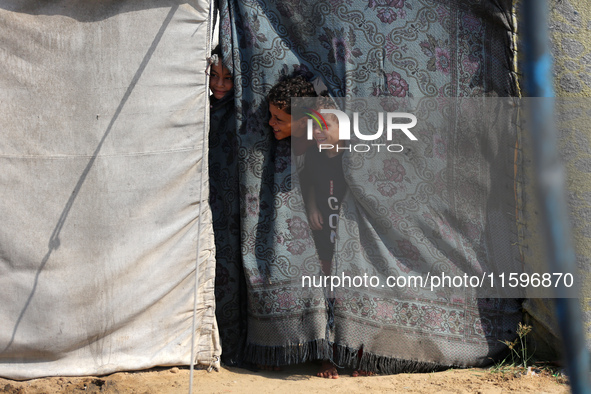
[0,1,219,379]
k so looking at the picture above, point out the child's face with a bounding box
[268,103,292,140]
[313,114,341,147]
[209,61,233,100]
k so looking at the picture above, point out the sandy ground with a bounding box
[0,363,570,393]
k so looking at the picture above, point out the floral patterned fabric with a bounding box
[215,0,522,372]
[323,96,522,370]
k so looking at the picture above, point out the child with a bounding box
[266,75,344,378]
[209,45,233,101]
[208,45,247,367]
[267,75,317,155]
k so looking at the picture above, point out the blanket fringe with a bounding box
[333,344,448,374]
[244,340,452,374]
[357,350,448,374]
[244,338,329,366]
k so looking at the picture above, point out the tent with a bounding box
[0,1,219,379]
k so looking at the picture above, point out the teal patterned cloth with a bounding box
[212,0,522,372]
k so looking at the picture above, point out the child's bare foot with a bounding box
[352,370,376,377]
[317,361,339,379]
[257,364,282,371]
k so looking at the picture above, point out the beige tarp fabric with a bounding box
[0,1,219,379]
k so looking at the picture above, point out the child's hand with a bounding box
[308,209,323,231]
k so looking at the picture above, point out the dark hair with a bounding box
[314,95,338,111]
[211,44,222,58]
[267,75,317,115]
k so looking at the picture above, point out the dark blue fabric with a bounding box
[209,92,247,366]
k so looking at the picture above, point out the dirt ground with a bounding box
[0,363,570,393]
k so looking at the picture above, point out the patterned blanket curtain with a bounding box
[212,0,522,372]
